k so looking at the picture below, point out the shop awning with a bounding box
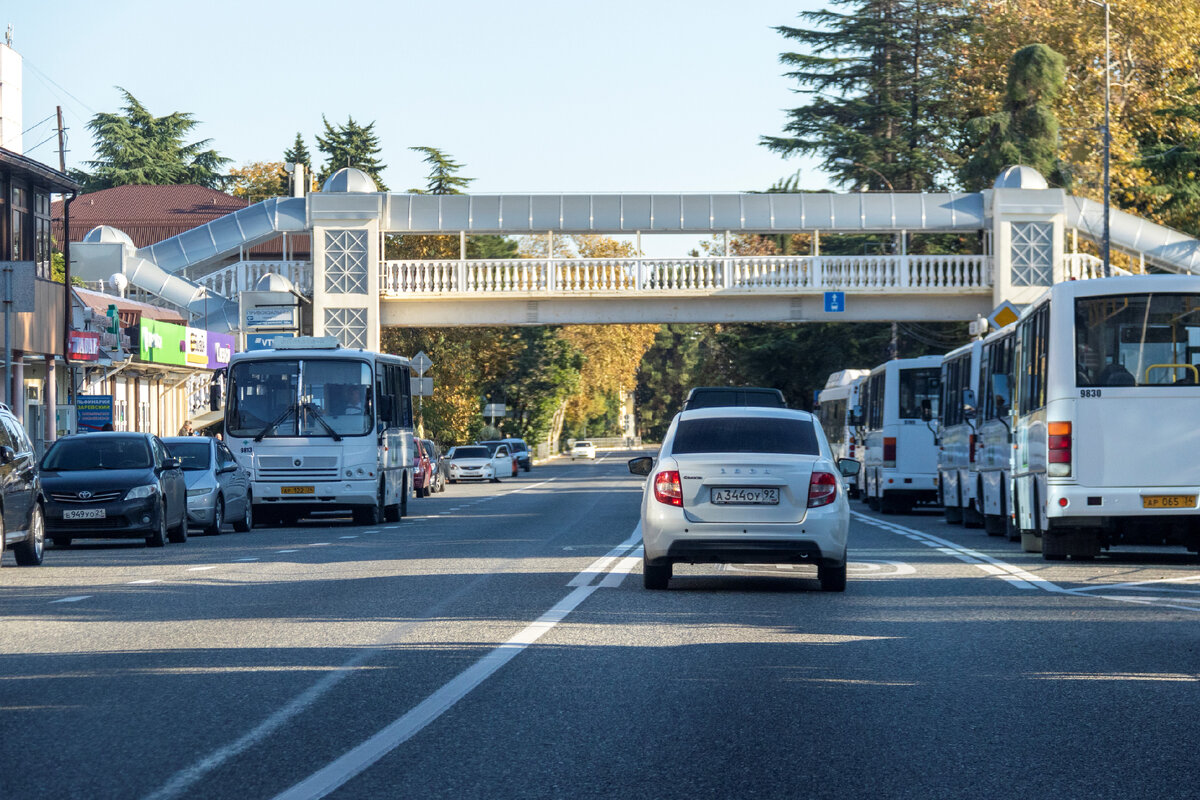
[189,409,225,428]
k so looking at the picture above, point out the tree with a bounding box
[280,133,313,193]
[960,44,1067,191]
[71,88,230,193]
[502,328,582,446]
[761,1,971,192]
[1136,85,1200,237]
[315,115,388,189]
[409,146,473,194]
[226,161,286,204]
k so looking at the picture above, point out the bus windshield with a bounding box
[899,368,940,419]
[227,358,374,438]
[1076,293,1200,387]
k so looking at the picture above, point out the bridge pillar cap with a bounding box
[255,272,298,293]
[320,167,378,193]
[81,225,136,251]
[993,165,1048,190]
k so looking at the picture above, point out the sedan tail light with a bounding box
[653,470,683,507]
[808,471,838,508]
[1048,421,1071,477]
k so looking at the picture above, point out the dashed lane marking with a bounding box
[128,579,161,585]
[187,566,218,572]
[275,549,299,554]
[50,596,92,604]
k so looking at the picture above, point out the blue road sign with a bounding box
[824,291,845,313]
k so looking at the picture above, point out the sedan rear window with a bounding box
[671,417,819,455]
[168,442,212,471]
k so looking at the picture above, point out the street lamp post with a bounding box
[1084,0,1112,277]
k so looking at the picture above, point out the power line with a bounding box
[21,112,55,135]
[22,57,95,122]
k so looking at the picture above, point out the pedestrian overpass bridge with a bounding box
[71,165,1200,351]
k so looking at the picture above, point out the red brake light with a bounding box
[808,471,838,508]
[653,470,683,507]
[883,437,897,467]
[1047,421,1072,476]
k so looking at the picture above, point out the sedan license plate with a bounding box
[1142,495,1196,509]
[63,508,106,520]
[281,486,315,495]
[711,487,779,505]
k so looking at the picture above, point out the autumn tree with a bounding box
[226,161,286,204]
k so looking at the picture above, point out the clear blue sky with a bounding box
[9,1,834,251]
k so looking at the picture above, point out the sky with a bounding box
[6,0,834,254]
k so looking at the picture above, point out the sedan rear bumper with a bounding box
[658,538,842,568]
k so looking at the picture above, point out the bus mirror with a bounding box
[850,405,864,426]
[921,398,932,422]
[992,375,1011,413]
[962,389,977,419]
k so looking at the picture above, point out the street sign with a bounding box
[483,403,506,418]
[77,395,113,432]
[245,305,297,328]
[412,350,432,374]
[988,300,1021,329]
[411,377,434,397]
[824,291,845,313]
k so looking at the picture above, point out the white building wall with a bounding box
[0,40,22,154]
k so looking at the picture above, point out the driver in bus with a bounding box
[342,387,365,415]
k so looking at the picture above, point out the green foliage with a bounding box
[315,116,388,189]
[408,146,474,195]
[466,236,519,259]
[960,44,1068,190]
[279,133,313,193]
[501,328,583,445]
[1138,84,1200,237]
[71,88,230,193]
[761,0,971,192]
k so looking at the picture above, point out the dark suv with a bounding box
[0,403,46,566]
[683,386,787,410]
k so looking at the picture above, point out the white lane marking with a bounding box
[1072,574,1200,594]
[598,549,642,588]
[503,478,555,496]
[308,543,331,547]
[363,530,380,534]
[567,526,643,587]
[50,596,92,604]
[384,525,400,529]
[275,549,299,554]
[144,526,640,800]
[128,579,161,585]
[235,558,259,562]
[272,581,609,800]
[338,536,358,540]
[187,566,218,572]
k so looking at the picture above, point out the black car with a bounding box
[682,386,787,410]
[0,403,46,566]
[41,432,188,548]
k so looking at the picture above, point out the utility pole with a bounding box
[56,106,66,172]
[1084,0,1113,277]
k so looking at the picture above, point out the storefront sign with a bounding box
[247,333,289,351]
[77,395,113,432]
[207,332,234,368]
[140,319,236,369]
[185,327,208,367]
[68,330,100,361]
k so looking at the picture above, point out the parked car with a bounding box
[494,437,532,472]
[422,439,448,493]
[447,445,509,483]
[628,407,859,591]
[41,432,188,548]
[478,440,519,477]
[413,438,435,497]
[571,440,597,460]
[0,402,46,566]
[682,386,787,410]
[163,436,254,534]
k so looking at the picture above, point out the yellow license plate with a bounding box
[1142,495,1196,509]
[281,486,315,495]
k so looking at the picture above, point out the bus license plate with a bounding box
[711,488,779,505]
[1142,495,1196,509]
[281,486,315,495]
[63,508,106,520]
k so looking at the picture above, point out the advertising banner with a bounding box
[77,395,114,432]
[139,318,186,366]
[68,330,100,361]
[185,327,208,367]
[207,332,235,369]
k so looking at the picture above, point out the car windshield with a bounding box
[575,441,593,448]
[227,358,373,438]
[167,442,211,471]
[671,418,819,455]
[43,437,152,470]
[453,446,489,459]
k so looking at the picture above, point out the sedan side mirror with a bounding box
[628,456,654,476]
[0,445,14,465]
[218,463,237,474]
[837,458,861,477]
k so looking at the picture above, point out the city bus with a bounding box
[816,369,870,497]
[224,337,415,526]
[856,356,941,514]
[975,324,1016,538]
[937,339,983,527]
[1007,276,1200,558]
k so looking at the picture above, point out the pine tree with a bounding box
[409,146,473,194]
[760,0,970,192]
[315,116,388,189]
[279,132,313,193]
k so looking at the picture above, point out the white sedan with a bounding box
[571,440,597,460]
[446,445,507,483]
[628,407,859,591]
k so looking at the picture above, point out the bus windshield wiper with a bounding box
[303,402,343,442]
[254,403,299,442]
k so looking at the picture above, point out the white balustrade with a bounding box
[191,260,313,298]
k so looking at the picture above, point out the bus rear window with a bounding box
[1076,293,1200,386]
[899,368,940,419]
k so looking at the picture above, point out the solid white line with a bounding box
[50,596,91,603]
[271,583,602,800]
[567,526,642,587]
[187,566,218,572]
[1072,574,1200,593]
[308,543,331,547]
[234,558,259,562]
[598,548,643,588]
[128,579,162,585]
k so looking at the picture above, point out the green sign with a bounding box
[139,318,186,365]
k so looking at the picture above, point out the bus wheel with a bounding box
[879,493,897,515]
[963,499,984,529]
[384,478,402,523]
[399,475,409,518]
[866,495,879,511]
[944,502,963,525]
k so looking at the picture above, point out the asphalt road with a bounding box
[3,451,1200,799]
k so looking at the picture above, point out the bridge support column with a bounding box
[988,186,1066,308]
[308,191,384,351]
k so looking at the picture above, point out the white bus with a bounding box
[224,337,415,526]
[856,356,941,514]
[816,369,870,497]
[1007,276,1200,559]
[937,340,983,527]
[975,324,1016,538]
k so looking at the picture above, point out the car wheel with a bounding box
[523,462,531,473]
[12,505,45,566]
[233,496,253,532]
[167,504,188,544]
[643,556,671,590]
[819,563,847,592]
[146,504,168,547]
[204,497,224,536]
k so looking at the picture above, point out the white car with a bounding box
[446,445,508,483]
[628,407,859,591]
[571,440,597,460]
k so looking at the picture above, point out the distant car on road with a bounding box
[570,440,597,460]
[0,402,46,566]
[682,386,787,411]
[413,438,435,497]
[447,445,507,483]
[163,436,254,534]
[478,440,519,477]
[423,440,448,493]
[495,437,531,472]
[628,407,858,591]
[41,432,188,548]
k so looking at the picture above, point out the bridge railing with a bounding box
[188,260,314,297]
[380,254,991,296]
[1063,253,1131,279]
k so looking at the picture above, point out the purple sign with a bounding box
[206,331,235,369]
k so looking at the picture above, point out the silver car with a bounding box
[629,407,859,591]
[163,437,254,534]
